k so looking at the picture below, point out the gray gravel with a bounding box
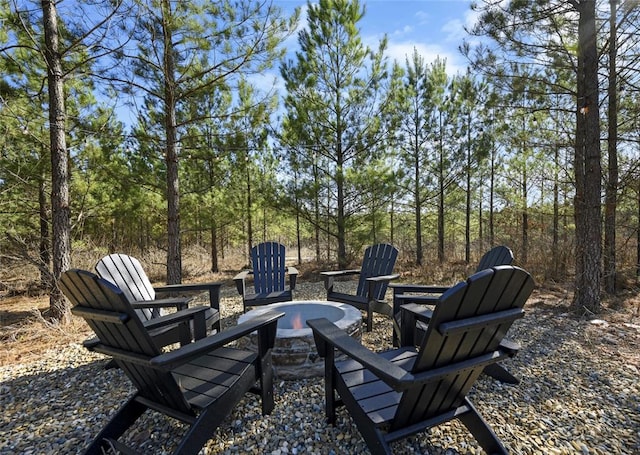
[1,281,639,454]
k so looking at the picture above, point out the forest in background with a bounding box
[1,0,639,320]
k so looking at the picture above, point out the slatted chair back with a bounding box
[59,269,193,415]
[355,243,398,301]
[392,265,533,431]
[251,242,287,295]
[476,245,513,272]
[96,254,158,321]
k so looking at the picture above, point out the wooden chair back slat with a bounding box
[476,245,514,272]
[252,242,287,294]
[96,254,158,321]
[355,243,398,300]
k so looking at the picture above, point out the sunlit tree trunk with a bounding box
[573,0,602,313]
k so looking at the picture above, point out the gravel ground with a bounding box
[1,280,639,454]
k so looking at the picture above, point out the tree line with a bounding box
[1,0,639,322]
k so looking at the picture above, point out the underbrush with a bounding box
[2,244,639,368]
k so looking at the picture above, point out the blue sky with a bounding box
[117,1,479,128]
[275,0,477,75]
[247,0,479,102]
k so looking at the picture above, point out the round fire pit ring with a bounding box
[237,301,362,380]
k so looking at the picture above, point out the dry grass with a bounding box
[0,245,244,367]
[0,294,91,366]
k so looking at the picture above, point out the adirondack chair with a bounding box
[234,241,298,312]
[59,269,283,455]
[307,265,534,455]
[321,243,399,332]
[96,254,222,347]
[391,245,514,347]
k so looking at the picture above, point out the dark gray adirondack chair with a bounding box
[308,265,534,455]
[234,242,298,312]
[391,245,514,346]
[96,254,222,347]
[59,269,283,455]
[322,243,399,332]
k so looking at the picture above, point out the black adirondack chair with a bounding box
[307,265,534,455]
[391,246,514,347]
[234,241,298,312]
[322,243,399,332]
[96,254,222,347]
[59,269,283,455]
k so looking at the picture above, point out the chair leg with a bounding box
[457,398,509,455]
[84,396,147,455]
[104,358,118,370]
[333,375,391,455]
[483,363,519,385]
[259,351,275,415]
[174,371,260,454]
[324,348,337,424]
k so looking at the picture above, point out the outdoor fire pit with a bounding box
[237,301,362,380]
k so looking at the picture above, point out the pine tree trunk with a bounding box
[604,0,618,294]
[42,0,71,323]
[38,169,51,286]
[210,224,219,273]
[162,0,181,284]
[573,0,602,314]
[438,113,445,263]
[414,144,423,265]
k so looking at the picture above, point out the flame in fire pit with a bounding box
[291,312,303,330]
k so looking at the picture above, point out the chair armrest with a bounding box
[321,269,360,277]
[131,296,192,311]
[398,303,434,347]
[363,274,400,317]
[400,303,434,324]
[392,285,439,321]
[288,267,298,290]
[365,273,400,301]
[143,306,208,331]
[154,282,223,310]
[150,311,285,369]
[307,317,411,390]
[321,269,360,292]
[391,283,450,295]
[366,273,400,284]
[233,270,252,295]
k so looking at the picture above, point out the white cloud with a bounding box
[437,5,479,42]
[415,10,430,25]
[384,41,466,76]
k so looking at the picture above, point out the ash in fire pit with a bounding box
[237,301,362,380]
